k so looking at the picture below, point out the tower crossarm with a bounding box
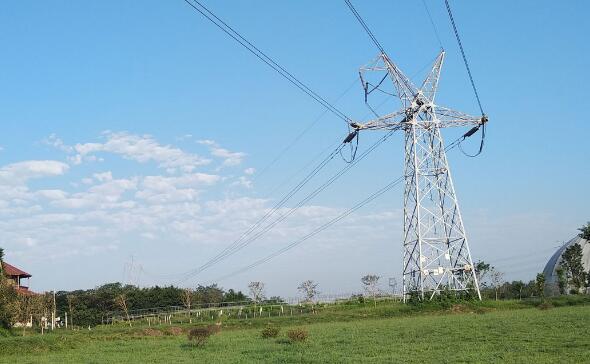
[434,106,486,128]
[350,109,407,131]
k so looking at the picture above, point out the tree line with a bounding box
[1,222,589,330]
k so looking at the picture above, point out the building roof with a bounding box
[2,262,32,278]
[543,235,590,295]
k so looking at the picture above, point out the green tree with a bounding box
[223,289,248,303]
[194,284,224,305]
[511,281,525,300]
[475,260,491,287]
[578,222,590,240]
[0,247,4,275]
[561,243,586,293]
[0,247,18,328]
[535,273,546,298]
[556,267,567,294]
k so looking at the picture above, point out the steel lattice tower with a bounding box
[354,50,485,300]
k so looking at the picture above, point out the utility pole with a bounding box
[353,50,485,301]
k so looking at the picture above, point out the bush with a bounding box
[286,328,308,343]
[261,325,279,339]
[187,323,222,347]
[187,327,211,346]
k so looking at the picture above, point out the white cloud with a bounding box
[4,132,408,294]
[0,160,69,185]
[52,177,138,209]
[43,134,73,153]
[244,168,256,175]
[136,173,220,204]
[231,176,253,189]
[50,132,210,173]
[36,189,68,200]
[93,171,113,182]
[198,140,246,167]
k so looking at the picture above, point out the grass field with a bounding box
[1,298,589,363]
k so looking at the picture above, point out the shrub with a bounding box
[286,328,308,343]
[187,322,222,347]
[187,327,211,346]
[261,325,280,339]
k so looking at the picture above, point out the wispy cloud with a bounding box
[198,139,246,167]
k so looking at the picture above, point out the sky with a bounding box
[0,1,588,299]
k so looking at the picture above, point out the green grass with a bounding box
[1,298,589,363]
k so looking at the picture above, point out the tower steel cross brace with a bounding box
[352,50,485,301]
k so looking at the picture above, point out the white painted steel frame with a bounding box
[356,50,483,301]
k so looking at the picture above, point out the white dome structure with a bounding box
[542,235,590,295]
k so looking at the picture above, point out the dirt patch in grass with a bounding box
[538,302,554,310]
[166,327,184,336]
[449,304,474,313]
[140,328,163,337]
[448,303,491,315]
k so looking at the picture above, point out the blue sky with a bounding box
[0,1,588,298]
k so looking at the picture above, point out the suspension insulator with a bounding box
[343,130,358,143]
[463,126,479,138]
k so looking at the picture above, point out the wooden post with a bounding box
[65,312,68,329]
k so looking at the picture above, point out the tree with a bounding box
[556,267,567,295]
[489,268,504,301]
[561,243,586,293]
[248,282,265,309]
[0,247,4,275]
[114,294,131,327]
[182,288,193,323]
[66,294,76,329]
[297,280,319,303]
[535,273,546,298]
[223,289,248,303]
[511,281,525,300]
[361,274,381,307]
[0,275,17,329]
[265,296,284,304]
[14,294,35,336]
[578,222,590,241]
[194,284,224,305]
[0,247,18,329]
[474,260,491,287]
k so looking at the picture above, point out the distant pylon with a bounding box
[353,50,485,300]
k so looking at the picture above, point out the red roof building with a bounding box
[2,261,34,295]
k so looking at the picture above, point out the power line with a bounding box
[344,0,385,54]
[444,0,485,116]
[421,0,443,48]
[210,132,479,282]
[175,143,346,284]
[179,79,486,284]
[178,127,401,284]
[182,0,352,124]
[252,78,360,182]
[214,176,405,282]
[263,92,392,201]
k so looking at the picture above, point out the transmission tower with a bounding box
[353,50,486,301]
